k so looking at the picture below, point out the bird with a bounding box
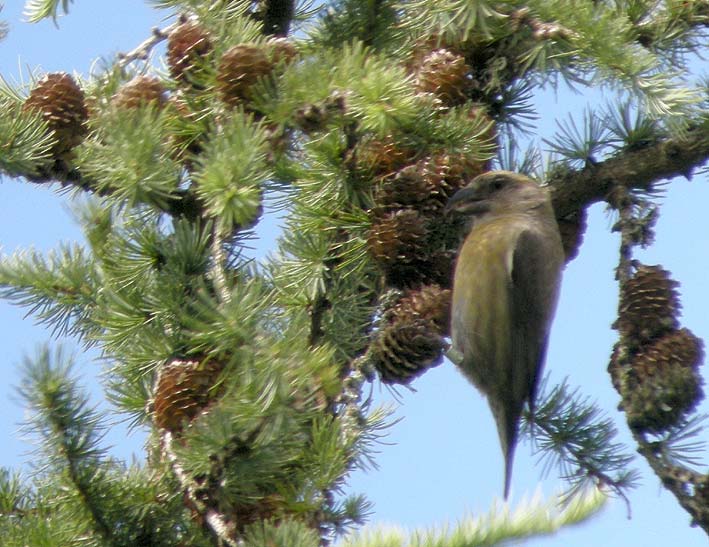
[444,170,565,499]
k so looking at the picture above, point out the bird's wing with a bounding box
[509,226,562,409]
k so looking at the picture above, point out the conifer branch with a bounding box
[509,7,576,42]
[19,346,115,542]
[4,1,709,544]
[633,1,709,51]
[23,162,205,221]
[341,488,607,547]
[23,0,74,23]
[609,161,709,534]
[549,124,709,219]
[162,430,239,547]
[308,292,331,348]
[117,22,179,68]
[633,423,709,534]
[523,380,638,503]
[0,244,98,337]
[0,107,54,176]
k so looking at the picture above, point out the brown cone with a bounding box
[355,135,417,178]
[388,284,452,335]
[632,328,703,379]
[23,72,88,157]
[266,37,298,66]
[216,43,274,106]
[153,359,225,432]
[167,20,213,84]
[368,209,428,267]
[420,153,486,212]
[379,251,455,290]
[414,49,470,106]
[112,75,167,109]
[622,329,704,433]
[407,34,459,73]
[371,318,445,384]
[615,263,681,343]
[374,165,432,212]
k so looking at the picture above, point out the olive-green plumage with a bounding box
[445,171,564,499]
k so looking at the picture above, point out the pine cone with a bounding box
[371,318,445,384]
[266,37,298,66]
[421,250,456,289]
[368,209,428,267]
[374,165,431,212]
[216,43,274,106]
[407,34,457,73]
[615,263,681,343]
[23,72,88,157]
[380,251,455,290]
[355,135,417,178]
[632,328,703,378]
[153,359,225,432]
[420,153,486,211]
[112,75,167,109]
[167,20,213,85]
[387,284,452,335]
[622,329,704,433]
[414,49,470,106]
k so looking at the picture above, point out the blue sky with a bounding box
[0,2,708,546]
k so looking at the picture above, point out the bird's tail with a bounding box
[490,398,522,500]
[503,430,517,500]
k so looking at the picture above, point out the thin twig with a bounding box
[529,409,632,510]
[162,430,239,547]
[608,184,635,284]
[509,7,577,41]
[117,21,180,68]
[210,227,232,305]
[634,433,709,534]
[335,355,368,446]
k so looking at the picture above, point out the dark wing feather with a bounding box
[510,227,562,411]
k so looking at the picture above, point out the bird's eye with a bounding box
[492,178,505,191]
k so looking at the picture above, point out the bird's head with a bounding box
[444,171,549,218]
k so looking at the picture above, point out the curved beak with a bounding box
[444,185,486,215]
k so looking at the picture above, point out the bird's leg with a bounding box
[446,347,464,366]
